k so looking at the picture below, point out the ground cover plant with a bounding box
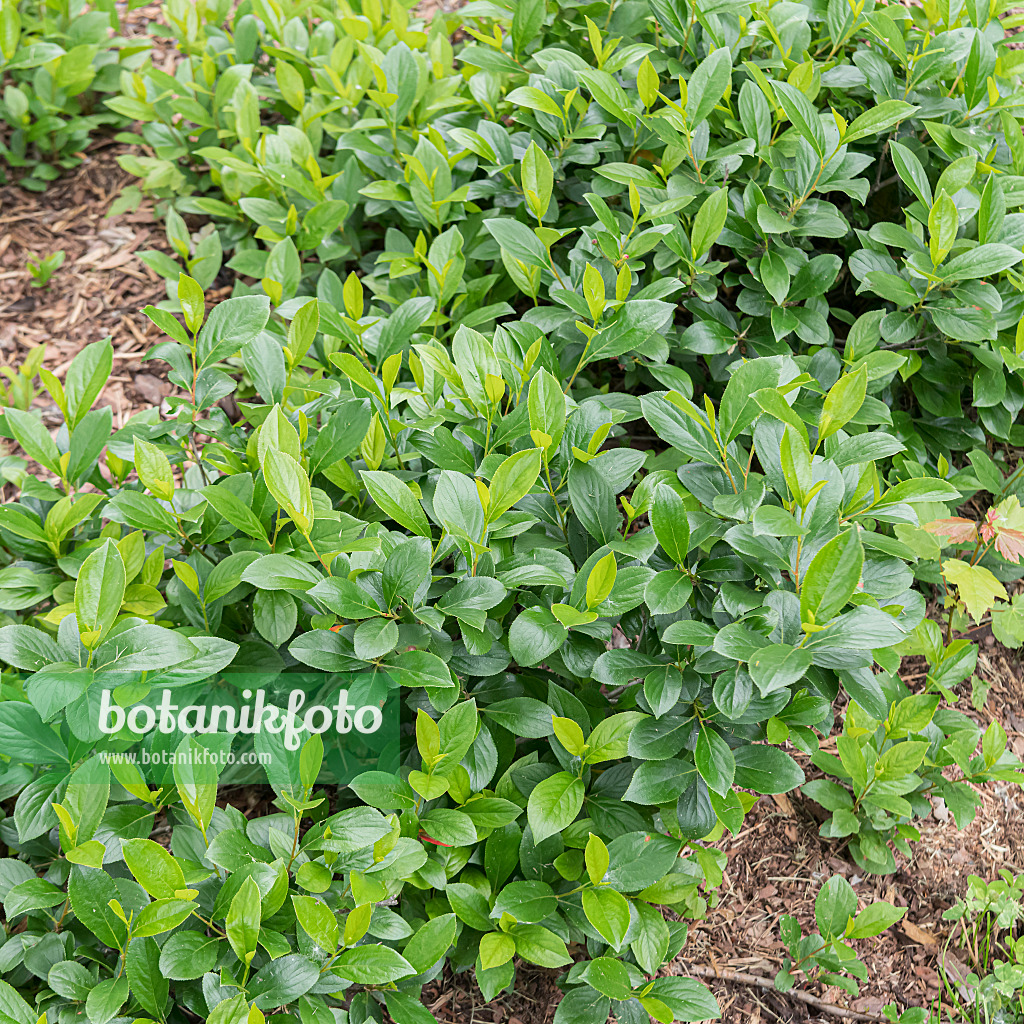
[0,0,149,190]
[117,0,1024,458]
[0,0,1023,1022]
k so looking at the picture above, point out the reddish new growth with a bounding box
[995,527,1024,563]
[924,517,978,544]
[924,497,1024,564]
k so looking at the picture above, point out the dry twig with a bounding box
[685,965,889,1023]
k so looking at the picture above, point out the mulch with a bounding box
[0,0,179,423]
[0,141,175,422]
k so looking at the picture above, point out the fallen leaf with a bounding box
[94,248,140,271]
[900,921,937,945]
[940,950,971,984]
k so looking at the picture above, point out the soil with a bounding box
[1,9,1023,1024]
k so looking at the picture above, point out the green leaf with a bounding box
[0,1,21,62]
[446,882,492,930]
[487,448,541,523]
[579,68,637,125]
[760,251,790,305]
[941,243,1024,281]
[877,740,928,778]
[75,540,126,646]
[353,616,399,660]
[482,219,550,269]
[85,977,129,1024]
[889,140,932,206]
[507,86,564,120]
[720,359,782,444]
[276,59,305,110]
[815,874,857,939]
[526,771,584,843]
[479,932,516,970]
[686,47,732,126]
[848,901,905,938]
[0,625,62,672]
[0,701,68,764]
[581,956,633,998]
[226,876,261,964]
[774,81,825,155]
[586,712,645,763]
[134,437,175,502]
[649,977,720,1021]
[60,761,108,847]
[800,531,863,626]
[650,484,690,565]
[528,368,567,454]
[68,866,125,950]
[125,937,168,1019]
[122,838,187,899]
[253,589,297,647]
[818,367,867,442]
[585,551,617,609]
[132,898,196,937]
[292,894,339,951]
[4,408,60,473]
[554,988,611,1024]
[928,190,958,265]
[348,771,415,809]
[842,100,917,143]
[263,448,314,534]
[690,187,728,258]
[403,913,456,972]
[361,471,432,538]
[732,745,805,794]
[509,606,567,666]
[511,0,545,54]
[585,884,630,946]
[747,644,813,696]
[249,955,319,1009]
[694,725,735,796]
[492,881,556,923]
[65,338,113,429]
[385,991,439,1024]
[522,141,553,221]
[333,945,416,984]
[196,294,270,368]
[508,924,571,967]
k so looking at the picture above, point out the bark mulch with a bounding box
[0,141,175,423]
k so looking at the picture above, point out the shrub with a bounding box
[0,0,1022,1021]
[0,0,149,190]
[0,294,1018,1020]
[117,0,1024,457]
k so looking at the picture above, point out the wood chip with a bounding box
[771,793,794,816]
[94,248,141,271]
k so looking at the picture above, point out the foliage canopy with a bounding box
[1,0,1024,1021]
